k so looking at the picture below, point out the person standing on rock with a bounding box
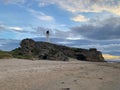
[46,30,50,42]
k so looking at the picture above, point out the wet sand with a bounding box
[0,59,120,90]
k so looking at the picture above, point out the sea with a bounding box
[106,59,120,62]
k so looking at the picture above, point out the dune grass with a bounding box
[0,50,13,59]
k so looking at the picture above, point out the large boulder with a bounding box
[12,38,105,62]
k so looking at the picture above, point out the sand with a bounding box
[0,59,120,90]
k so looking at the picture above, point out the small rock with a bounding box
[61,88,70,90]
[99,78,103,80]
[61,82,65,84]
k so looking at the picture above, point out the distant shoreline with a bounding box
[106,59,120,62]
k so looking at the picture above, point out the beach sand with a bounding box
[0,59,120,90]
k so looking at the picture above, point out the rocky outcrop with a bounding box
[12,38,105,62]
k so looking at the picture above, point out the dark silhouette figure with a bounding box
[46,30,50,42]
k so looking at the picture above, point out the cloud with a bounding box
[66,37,83,40]
[0,23,23,31]
[3,0,120,16]
[103,54,120,60]
[71,15,89,22]
[2,0,26,4]
[70,16,120,40]
[29,9,54,21]
[38,0,55,7]
[38,0,120,15]
[8,27,23,31]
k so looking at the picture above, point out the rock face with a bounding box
[12,38,105,62]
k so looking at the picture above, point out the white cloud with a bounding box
[29,9,54,21]
[8,27,23,31]
[37,14,54,21]
[38,0,55,7]
[71,15,89,22]
[66,37,83,40]
[3,0,120,15]
[38,0,120,15]
[0,23,23,31]
[57,41,72,45]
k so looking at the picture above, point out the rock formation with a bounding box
[12,38,105,62]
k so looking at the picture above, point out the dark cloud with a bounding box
[70,17,120,40]
[28,17,120,41]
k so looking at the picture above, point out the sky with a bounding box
[0,0,120,56]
